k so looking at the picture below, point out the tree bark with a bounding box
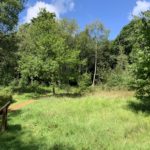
[92,43,98,87]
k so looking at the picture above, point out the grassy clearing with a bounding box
[1,91,150,150]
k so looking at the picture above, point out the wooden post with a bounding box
[0,101,11,132]
[1,108,7,132]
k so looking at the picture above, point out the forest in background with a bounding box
[1,1,150,149]
[0,0,150,99]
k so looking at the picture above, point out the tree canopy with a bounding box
[0,0,25,85]
[0,2,150,99]
[131,11,150,98]
[0,0,25,33]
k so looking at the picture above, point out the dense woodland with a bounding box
[0,0,150,98]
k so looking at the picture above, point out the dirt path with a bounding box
[9,100,35,111]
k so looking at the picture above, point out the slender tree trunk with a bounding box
[52,84,55,95]
[92,43,98,87]
[52,75,56,95]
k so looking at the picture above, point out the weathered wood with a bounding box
[0,101,11,132]
[1,108,7,132]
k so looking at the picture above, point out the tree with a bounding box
[110,19,141,89]
[0,0,25,33]
[18,10,80,94]
[0,33,18,85]
[113,19,141,64]
[86,21,109,86]
[57,19,81,87]
[0,0,25,85]
[131,11,150,98]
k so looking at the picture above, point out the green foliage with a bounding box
[0,0,25,33]
[0,0,25,86]
[131,11,150,98]
[78,73,91,92]
[76,21,113,86]
[0,88,12,107]
[0,33,18,85]
[106,46,132,89]
[86,21,109,86]
[106,69,132,90]
[17,10,81,92]
[2,5,150,92]
[113,19,139,57]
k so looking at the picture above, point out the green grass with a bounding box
[1,91,150,150]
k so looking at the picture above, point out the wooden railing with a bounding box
[0,101,11,132]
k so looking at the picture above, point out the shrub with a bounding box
[78,73,91,93]
[106,69,132,90]
[0,88,12,108]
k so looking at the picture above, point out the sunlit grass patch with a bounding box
[1,91,150,150]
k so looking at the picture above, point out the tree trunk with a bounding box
[92,43,98,87]
[52,84,55,95]
[52,75,56,95]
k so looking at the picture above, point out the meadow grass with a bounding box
[1,90,150,150]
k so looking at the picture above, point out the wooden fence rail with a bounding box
[0,101,11,132]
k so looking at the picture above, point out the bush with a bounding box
[105,69,132,90]
[10,79,42,93]
[78,73,91,93]
[0,88,12,108]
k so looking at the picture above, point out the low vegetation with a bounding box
[1,91,150,150]
[0,89,12,108]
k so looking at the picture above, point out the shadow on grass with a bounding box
[14,86,51,94]
[13,86,51,100]
[54,93,82,98]
[128,96,150,114]
[0,110,40,150]
[0,110,76,150]
[49,144,75,150]
[27,92,82,100]
[26,92,82,100]
[15,90,82,100]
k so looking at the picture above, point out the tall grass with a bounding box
[0,91,150,150]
